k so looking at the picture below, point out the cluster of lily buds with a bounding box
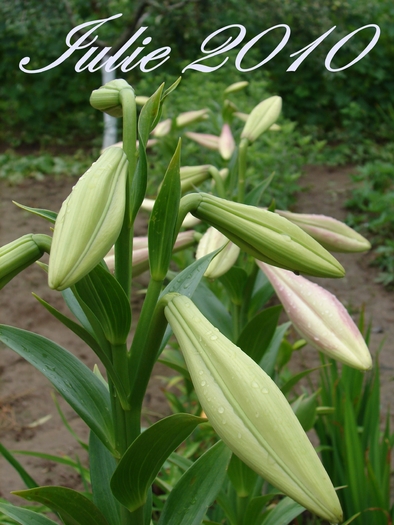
[184,193,345,278]
[257,261,372,370]
[196,227,240,279]
[104,230,196,277]
[163,293,343,523]
[48,147,128,291]
[185,124,236,161]
[275,210,371,252]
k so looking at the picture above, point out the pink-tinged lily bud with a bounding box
[185,131,220,150]
[164,294,343,523]
[275,210,371,253]
[224,81,249,94]
[176,109,209,128]
[180,165,212,193]
[241,96,282,144]
[151,118,172,137]
[196,227,240,279]
[257,261,372,370]
[48,147,127,290]
[219,124,235,160]
[185,193,345,278]
[90,79,134,118]
[234,112,249,122]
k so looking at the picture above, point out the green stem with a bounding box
[115,88,137,298]
[237,138,249,203]
[240,261,259,326]
[232,302,242,342]
[209,166,226,198]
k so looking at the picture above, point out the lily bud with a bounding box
[180,165,211,192]
[275,210,371,253]
[90,79,134,117]
[185,131,220,151]
[196,227,240,279]
[0,234,49,289]
[241,96,282,144]
[186,193,345,278]
[48,147,128,291]
[135,95,149,106]
[141,198,200,228]
[224,81,249,94]
[257,261,372,370]
[176,109,209,128]
[164,294,343,523]
[151,119,172,137]
[219,124,235,160]
[105,231,196,276]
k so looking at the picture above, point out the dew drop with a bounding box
[200,380,206,386]
[198,370,204,375]
[262,388,269,394]
[252,381,259,388]
[313,336,320,342]
[210,335,218,341]
[255,411,260,418]
[218,406,225,414]
[281,234,292,242]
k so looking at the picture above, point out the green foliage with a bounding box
[315,353,394,524]
[346,160,394,287]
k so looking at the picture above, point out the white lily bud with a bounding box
[219,124,235,160]
[48,147,127,290]
[164,294,343,523]
[176,109,209,128]
[257,261,372,370]
[151,119,172,137]
[241,96,282,144]
[141,198,200,229]
[196,227,240,279]
[275,210,371,253]
[185,131,220,150]
[180,165,212,192]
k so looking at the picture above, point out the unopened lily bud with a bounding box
[176,109,209,128]
[164,294,343,523]
[275,210,371,253]
[105,231,196,276]
[257,261,372,370]
[0,234,49,289]
[141,198,200,228]
[151,119,172,137]
[90,79,134,118]
[135,95,149,106]
[48,147,127,290]
[185,193,345,278]
[196,227,240,279]
[224,81,249,94]
[180,165,211,192]
[219,124,235,160]
[185,131,219,150]
[241,96,282,144]
[234,112,249,122]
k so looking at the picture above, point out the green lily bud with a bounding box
[90,79,134,117]
[196,227,240,279]
[151,118,172,137]
[275,210,371,253]
[0,234,49,289]
[176,109,209,128]
[241,96,282,144]
[224,81,249,94]
[135,95,149,106]
[48,147,128,291]
[164,294,343,523]
[185,193,345,278]
[180,165,211,193]
[257,261,372,370]
[141,198,200,228]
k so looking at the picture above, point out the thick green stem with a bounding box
[115,88,137,298]
[237,138,249,203]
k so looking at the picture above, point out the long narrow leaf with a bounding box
[0,443,38,489]
[0,326,115,455]
[0,503,57,525]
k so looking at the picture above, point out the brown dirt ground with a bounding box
[1,166,393,504]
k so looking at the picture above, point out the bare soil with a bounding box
[1,166,393,503]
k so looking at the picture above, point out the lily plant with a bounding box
[0,78,372,525]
